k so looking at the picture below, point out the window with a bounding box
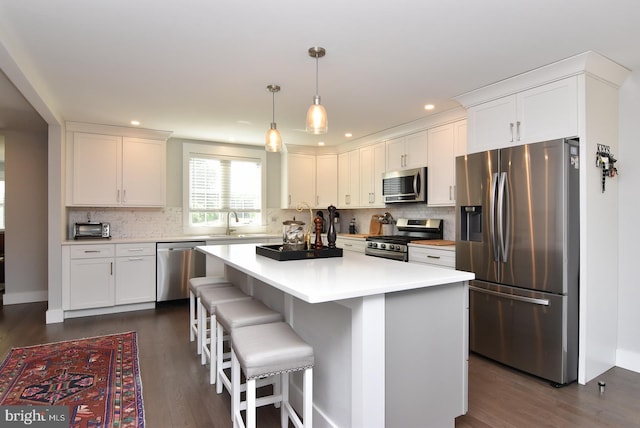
[183,143,266,234]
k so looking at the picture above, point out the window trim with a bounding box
[182,142,267,235]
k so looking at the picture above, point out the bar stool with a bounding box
[215,299,283,401]
[200,286,252,383]
[189,276,232,355]
[231,322,314,428]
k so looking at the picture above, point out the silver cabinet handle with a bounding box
[427,255,441,259]
[509,123,514,142]
[127,257,145,261]
[117,189,120,203]
[470,285,550,306]
[123,189,126,203]
[516,121,521,141]
[110,262,113,275]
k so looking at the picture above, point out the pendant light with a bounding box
[265,84,282,152]
[306,46,328,134]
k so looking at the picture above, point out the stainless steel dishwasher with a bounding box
[156,241,206,301]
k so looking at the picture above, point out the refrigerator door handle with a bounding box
[497,172,510,262]
[490,172,500,262]
[470,285,550,306]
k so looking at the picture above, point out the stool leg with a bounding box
[280,372,289,428]
[199,300,207,364]
[246,378,257,428]
[189,291,196,342]
[209,313,217,384]
[216,322,224,391]
[231,349,241,428]
[303,368,313,428]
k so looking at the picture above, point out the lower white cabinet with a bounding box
[63,242,156,311]
[335,235,367,253]
[115,243,156,305]
[408,245,455,269]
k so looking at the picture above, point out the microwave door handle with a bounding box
[413,172,420,196]
[490,173,499,262]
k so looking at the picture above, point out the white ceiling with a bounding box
[0,1,639,147]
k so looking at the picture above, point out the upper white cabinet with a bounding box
[359,142,386,207]
[281,153,316,208]
[338,150,360,208]
[427,120,467,206]
[386,130,429,170]
[315,154,338,208]
[281,152,336,209]
[466,77,578,153]
[66,122,170,207]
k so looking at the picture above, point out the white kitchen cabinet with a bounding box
[338,150,360,208]
[63,242,156,313]
[315,154,338,207]
[281,153,316,208]
[386,130,429,170]
[65,244,116,310]
[467,77,578,153]
[427,120,467,206]
[335,235,367,254]
[409,245,455,269]
[69,132,166,207]
[359,142,386,207]
[114,243,156,305]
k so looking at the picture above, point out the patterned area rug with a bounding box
[0,332,144,427]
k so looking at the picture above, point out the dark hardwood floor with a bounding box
[1,296,639,427]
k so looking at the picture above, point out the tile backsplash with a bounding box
[68,205,456,241]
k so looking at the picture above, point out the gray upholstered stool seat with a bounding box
[188,276,232,355]
[231,321,314,428]
[199,286,251,383]
[215,299,283,397]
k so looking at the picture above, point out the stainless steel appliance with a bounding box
[382,167,427,203]
[156,241,206,301]
[456,138,580,385]
[365,218,443,261]
[73,222,110,239]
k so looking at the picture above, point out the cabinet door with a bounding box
[68,258,115,309]
[316,154,337,208]
[115,255,156,304]
[72,133,121,205]
[386,137,406,170]
[338,152,350,208]
[122,137,166,206]
[348,150,360,207]
[360,143,386,207]
[405,130,429,169]
[517,77,578,144]
[338,150,359,208]
[371,142,386,206]
[427,123,456,206]
[467,95,516,153]
[283,153,316,208]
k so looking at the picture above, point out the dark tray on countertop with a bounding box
[256,244,343,261]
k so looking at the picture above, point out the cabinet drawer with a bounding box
[409,246,455,268]
[116,243,155,257]
[70,244,115,259]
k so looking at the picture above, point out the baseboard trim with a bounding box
[2,290,48,305]
[616,348,640,374]
[46,308,64,324]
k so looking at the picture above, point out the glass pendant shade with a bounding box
[306,95,328,134]
[265,123,282,152]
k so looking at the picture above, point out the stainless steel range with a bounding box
[365,218,443,262]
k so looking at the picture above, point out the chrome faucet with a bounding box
[226,211,239,235]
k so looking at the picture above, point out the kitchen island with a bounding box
[197,243,474,428]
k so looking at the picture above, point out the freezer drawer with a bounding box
[469,280,576,384]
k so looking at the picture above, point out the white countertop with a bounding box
[197,243,474,304]
[61,234,280,245]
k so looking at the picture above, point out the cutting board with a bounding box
[369,215,383,235]
[411,239,455,246]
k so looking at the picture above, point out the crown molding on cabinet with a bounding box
[65,121,173,141]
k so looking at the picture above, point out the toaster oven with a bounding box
[73,222,111,239]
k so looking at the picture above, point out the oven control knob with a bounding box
[394,245,401,251]
[367,242,373,248]
[380,243,386,249]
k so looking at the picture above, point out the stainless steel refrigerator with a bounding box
[456,138,580,385]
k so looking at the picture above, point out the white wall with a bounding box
[617,70,640,373]
[3,127,48,304]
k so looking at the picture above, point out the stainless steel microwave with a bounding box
[382,167,427,203]
[73,222,111,239]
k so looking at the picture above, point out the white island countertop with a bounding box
[197,243,474,303]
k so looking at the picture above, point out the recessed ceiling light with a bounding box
[345,132,353,138]
[130,120,140,126]
[424,104,435,111]
[317,141,325,146]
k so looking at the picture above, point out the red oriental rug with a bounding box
[0,331,144,427]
